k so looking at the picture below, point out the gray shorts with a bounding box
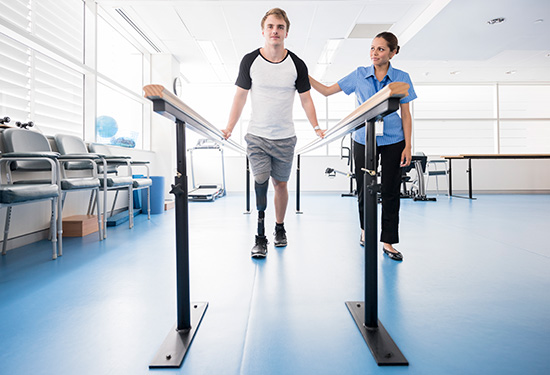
[245,133,297,182]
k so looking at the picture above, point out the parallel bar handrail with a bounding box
[296,82,409,155]
[143,84,246,155]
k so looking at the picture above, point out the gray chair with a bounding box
[0,148,60,259]
[88,143,151,220]
[54,135,135,238]
[416,152,449,196]
[3,128,103,257]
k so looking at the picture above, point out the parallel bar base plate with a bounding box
[149,302,208,368]
[346,301,408,366]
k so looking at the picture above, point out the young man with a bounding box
[222,8,324,258]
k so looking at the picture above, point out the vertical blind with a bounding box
[0,0,84,135]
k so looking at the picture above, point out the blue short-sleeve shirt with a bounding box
[337,64,417,146]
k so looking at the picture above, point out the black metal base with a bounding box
[346,301,408,366]
[149,302,208,368]
[413,196,437,202]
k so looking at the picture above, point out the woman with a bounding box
[310,31,416,261]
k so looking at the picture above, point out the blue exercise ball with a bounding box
[96,116,118,138]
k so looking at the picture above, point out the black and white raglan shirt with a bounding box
[235,48,311,140]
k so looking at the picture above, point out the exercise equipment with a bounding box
[400,154,436,201]
[329,135,356,197]
[187,139,226,201]
[144,81,410,368]
[143,84,247,369]
[296,81,410,366]
[15,120,33,129]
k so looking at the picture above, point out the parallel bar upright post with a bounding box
[175,119,191,330]
[296,154,302,213]
[149,119,208,369]
[345,114,408,366]
[364,119,378,327]
[245,157,251,213]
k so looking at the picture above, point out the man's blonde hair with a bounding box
[261,8,290,32]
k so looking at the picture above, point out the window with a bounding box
[0,0,84,135]
[96,82,143,149]
[97,16,143,94]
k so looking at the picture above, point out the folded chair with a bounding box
[54,135,134,239]
[2,128,103,257]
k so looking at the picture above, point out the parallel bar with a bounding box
[296,82,409,155]
[144,91,212,368]
[144,84,246,155]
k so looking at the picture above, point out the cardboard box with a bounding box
[164,199,175,211]
[63,215,99,237]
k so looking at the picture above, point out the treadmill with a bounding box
[187,139,226,201]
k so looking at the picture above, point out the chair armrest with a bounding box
[2,151,59,159]
[58,154,102,160]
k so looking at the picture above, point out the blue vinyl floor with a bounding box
[0,193,549,375]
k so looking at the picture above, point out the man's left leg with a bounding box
[272,178,288,247]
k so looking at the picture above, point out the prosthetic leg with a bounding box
[251,179,269,258]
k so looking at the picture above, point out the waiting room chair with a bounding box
[88,143,151,220]
[416,152,449,196]
[54,134,135,239]
[2,128,103,257]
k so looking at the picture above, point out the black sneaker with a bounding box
[251,235,268,258]
[273,224,287,247]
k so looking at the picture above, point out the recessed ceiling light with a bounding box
[487,17,505,25]
[534,19,544,23]
[450,71,461,75]
[505,70,516,75]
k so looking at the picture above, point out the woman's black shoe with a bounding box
[383,247,403,261]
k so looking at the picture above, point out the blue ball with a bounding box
[96,116,118,138]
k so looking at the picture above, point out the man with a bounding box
[223,8,324,258]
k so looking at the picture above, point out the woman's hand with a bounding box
[400,146,412,167]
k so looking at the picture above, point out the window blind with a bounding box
[33,53,83,135]
[0,34,31,123]
[33,0,84,61]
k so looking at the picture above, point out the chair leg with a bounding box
[2,207,12,256]
[102,183,108,239]
[87,190,95,215]
[147,186,151,220]
[94,188,103,241]
[128,186,134,229]
[57,193,63,257]
[111,190,119,218]
[53,197,59,260]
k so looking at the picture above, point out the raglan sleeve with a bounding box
[235,52,255,90]
[291,54,311,94]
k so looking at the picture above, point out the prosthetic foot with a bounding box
[251,180,269,258]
